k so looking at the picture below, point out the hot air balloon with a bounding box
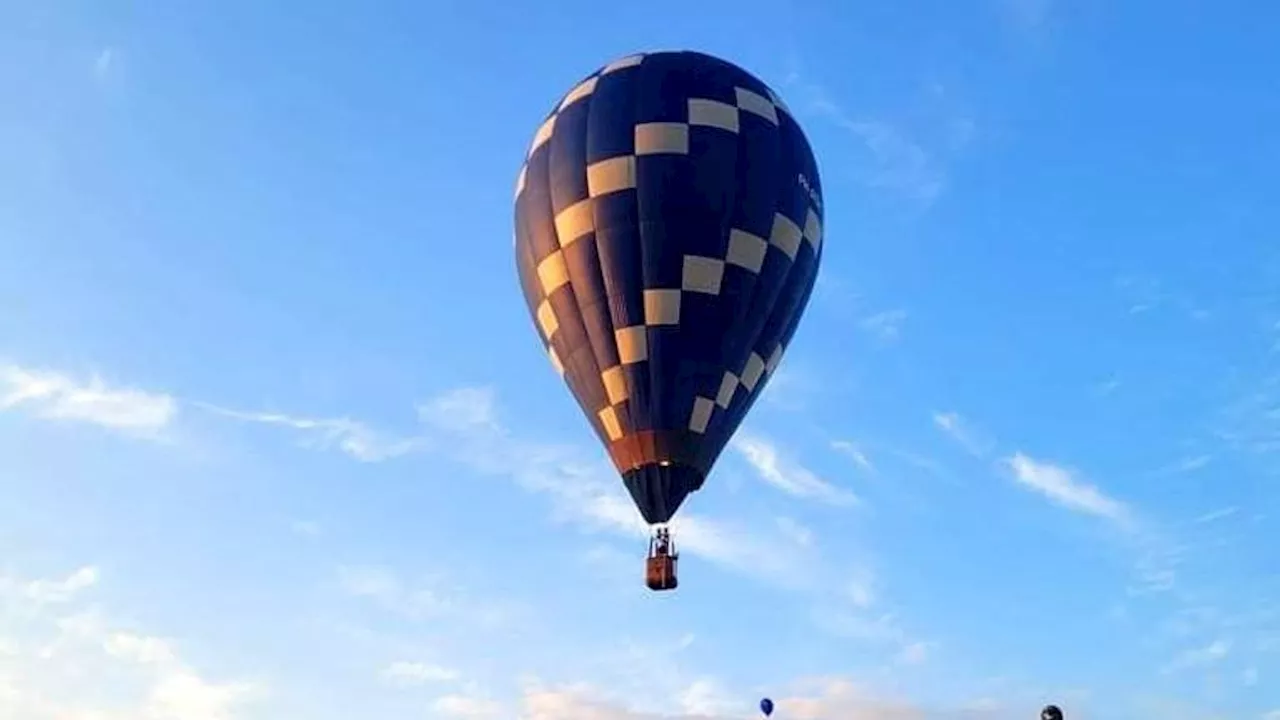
[513,50,824,591]
[760,698,775,717]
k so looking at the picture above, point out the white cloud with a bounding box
[381,661,459,685]
[94,47,116,79]
[198,404,424,462]
[895,641,931,666]
[0,566,260,720]
[932,411,994,457]
[417,386,500,433]
[433,692,503,718]
[1161,639,1231,674]
[845,569,877,610]
[732,434,859,507]
[337,565,524,630]
[812,607,908,646]
[1171,454,1212,473]
[776,517,815,547]
[1001,452,1131,525]
[289,519,323,537]
[831,440,875,474]
[861,309,908,343]
[998,0,1053,30]
[782,76,954,207]
[1192,506,1238,525]
[2,565,100,605]
[0,364,176,436]
[676,678,739,717]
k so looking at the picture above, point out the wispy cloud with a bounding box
[1192,506,1239,525]
[830,440,876,475]
[0,364,176,437]
[998,0,1053,30]
[776,517,816,547]
[845,567,877,610]
[860,309,909,343]
[289,519,323,537]
[198,404,424,461]
[1001,452,1132,526]
[336,565,525,629]
[93,47,116,80]
[1154,454,1213,475]
[895,641,932,666]
[0,565,100,605]
[932,411,995,457]
[381,661,460,686]
[0,565,260,720]
[732,433,859,507]
[433,692,503,719]
[782,78,952,206]
[1161,639,1231,674]
[1114,275,1210,322]
[1093,376,1122,397]
[838,119,944,205]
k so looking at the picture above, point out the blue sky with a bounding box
[2,1,1278,718]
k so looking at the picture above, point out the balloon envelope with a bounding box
[760,698,774,716]
[514,50,824,525]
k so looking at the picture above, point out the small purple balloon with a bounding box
[760,698,774,716]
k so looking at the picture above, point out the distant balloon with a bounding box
[760,698,774,716]
[512,50,824,566]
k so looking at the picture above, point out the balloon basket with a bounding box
[645,554,678,591]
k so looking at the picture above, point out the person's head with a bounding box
[1040,704,1063,720]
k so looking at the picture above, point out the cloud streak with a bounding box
[0,364,176,437]
[197,403,425,461]
[732,434,860,507]
[1001,452,1131,526]
[932,411,995,458]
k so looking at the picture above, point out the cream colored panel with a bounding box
[529,114,556,156]
[643,289,681,325]
[537,251,569,294]
[514,165,527,199]
[769,213,803,260]
[602,54,644,74]
[615,325,649,364]
[554,199,594,247]
[549,346,565,376]
[587,156,637,197]
[681,255,725,295]
[559,76,599,111]
[715,371,739,409]
[767,87,791,116]
[601,366,628,405]
[735,87,779,125]
[766,344,785,374]
[726,228,767,273]
[536,299,559,338]
[741,352,766,391]
[687,99,740,133]
[635,123,689,155]
[598,406,623,441]
[803,208,822,251]
[689,396,715,434]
